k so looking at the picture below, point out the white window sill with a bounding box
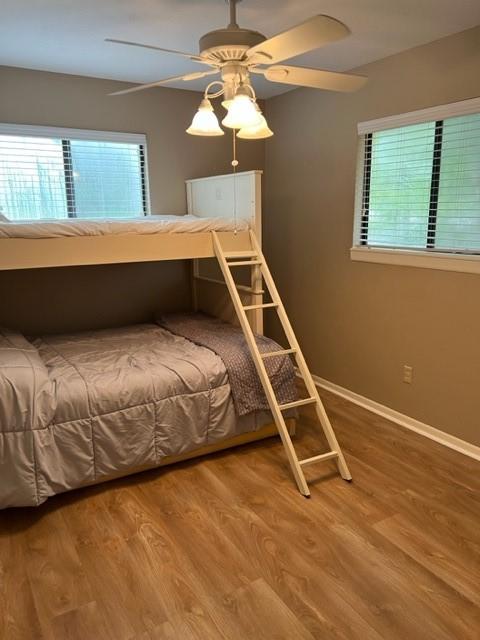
[350,246,480,275]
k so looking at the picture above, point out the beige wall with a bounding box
[0,66,264,333]
[264,26,480,447]
[0,261,192,335]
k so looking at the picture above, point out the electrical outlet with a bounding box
[403,365,413,384]
[215,188,223,200]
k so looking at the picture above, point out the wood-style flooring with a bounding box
[1,389,479,640]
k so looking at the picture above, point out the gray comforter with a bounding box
[0,323,271,508]
[158,313,297,415]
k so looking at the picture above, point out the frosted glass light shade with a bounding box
[186,99,224,136]
[221,83,235,110]
[237,115,274,139]
[222,94,263,129]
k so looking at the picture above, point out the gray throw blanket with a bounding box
[158,312,298,416]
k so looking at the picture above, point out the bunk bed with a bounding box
[0,168,351,507]
[0,170,293,508]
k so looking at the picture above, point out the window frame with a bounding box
[352,97,480,275]
[0,123,151,218]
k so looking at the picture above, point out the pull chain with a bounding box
[232,128,238,234]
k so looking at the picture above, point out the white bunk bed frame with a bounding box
[0,169,351,496]
[0,171,261,268]
[0,169,263,332]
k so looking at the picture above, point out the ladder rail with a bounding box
[212,231,311,497]
[248,231,351,481]
[212,229,352,495]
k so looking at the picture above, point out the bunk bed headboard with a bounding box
[187,170,264,334]
[186,170,262,242]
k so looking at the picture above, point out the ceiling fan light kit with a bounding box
[237,115,273,140]
[186,97,224,136]
[221,85,263,130]
[108,0,368,142]
[237,102,273,139]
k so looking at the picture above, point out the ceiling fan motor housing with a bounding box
[199,27,266,62]
[220,62,250,91]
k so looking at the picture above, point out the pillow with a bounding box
[0,327,56,432]
[0,213,9,222]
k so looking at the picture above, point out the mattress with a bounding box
[0,323,268,508]
[0,214,249,239]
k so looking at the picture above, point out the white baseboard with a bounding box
[304,373,480,462]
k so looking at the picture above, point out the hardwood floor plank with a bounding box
[138,477,259,595]
[204,446,479,640]
[323,389,480,490]
[374,512,480,608]
[179,462,386,640]
[0,515,44,640]
[74,480,235,639]
[22,507,94,639]
[393,487,480,555]
[0,393,478,639]
[322,391,480,494]
[220,577,316,640]
[58,488,171,639]
[50,601,113,640]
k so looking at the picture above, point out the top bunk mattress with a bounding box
[0,214,249,239]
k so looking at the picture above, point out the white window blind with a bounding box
[354,98,480,256]
[0,125,149,220]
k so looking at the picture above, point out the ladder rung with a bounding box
[243,302,278,311]
[227,260,263,267]
[279,397,316,411]
[299,451,339,467]
[261,348,296,359]
[224,251,258,259]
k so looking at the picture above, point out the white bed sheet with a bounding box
[0,215,249,239]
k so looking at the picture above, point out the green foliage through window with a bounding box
[360,112,480,254]
[0,134,147,220]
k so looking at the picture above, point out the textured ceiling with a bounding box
[1,0,479,98]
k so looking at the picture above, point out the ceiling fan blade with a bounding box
[109,69,218,96]
[246,15,350,64]
[105,38,210,64]
[253,65,367,92]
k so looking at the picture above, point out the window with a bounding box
[0,124,149,220]
[352,98,480,274]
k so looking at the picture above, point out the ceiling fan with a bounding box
[106,0,367,139]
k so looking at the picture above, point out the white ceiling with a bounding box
[1,0,479,98]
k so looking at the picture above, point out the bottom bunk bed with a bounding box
[0,315,296,509]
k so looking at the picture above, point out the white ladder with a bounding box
[212,230,352,497]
